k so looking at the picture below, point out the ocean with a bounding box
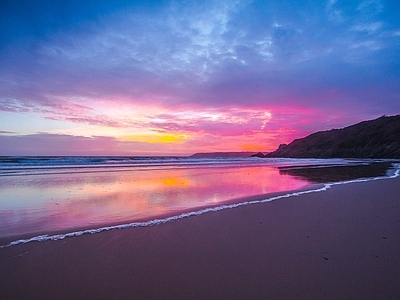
[0,156,398,248]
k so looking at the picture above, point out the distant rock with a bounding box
[266,115,400,158]
[250,152,265,158]
[189,152,258,158]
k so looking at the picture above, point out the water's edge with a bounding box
[2,163,399,249]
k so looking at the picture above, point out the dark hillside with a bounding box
[265,115,400,158]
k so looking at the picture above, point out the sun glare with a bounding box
[121,133,188,144]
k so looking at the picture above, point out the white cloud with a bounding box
[357,0,383,14]
[32,0,278,85]
[350,40,381,50]
[352,22,383,33]
[326,0,344,23]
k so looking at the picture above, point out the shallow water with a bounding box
[0,157,396,244]
[0,165,312,238]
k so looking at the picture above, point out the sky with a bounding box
[0,0,399,156]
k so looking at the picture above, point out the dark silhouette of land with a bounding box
[263,115,400,158]
[190,152,258,158]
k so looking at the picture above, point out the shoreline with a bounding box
[0,183,322,248]
[1,172,400,299]
[1,166,398,249]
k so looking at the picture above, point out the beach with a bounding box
[2,0,400,298]
[1,166,399,299]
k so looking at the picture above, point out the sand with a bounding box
[1,176,399,299]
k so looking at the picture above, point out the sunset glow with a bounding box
[0,0,399,155]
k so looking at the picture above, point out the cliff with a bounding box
[265,115,400,158]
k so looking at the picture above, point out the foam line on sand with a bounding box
[2,164,399,249]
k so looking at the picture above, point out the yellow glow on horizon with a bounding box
[241,143,266,152]
[121,133,189,144]
[162,177,190,187]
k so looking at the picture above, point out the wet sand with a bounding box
[1,176,400,300]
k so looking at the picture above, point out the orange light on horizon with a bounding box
[120,133,189,144]
[162,177,190,187]
[241,143,267,152]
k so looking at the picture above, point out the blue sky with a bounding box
[0,0,399,155]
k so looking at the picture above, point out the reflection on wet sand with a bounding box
[278,161,394,183]
[0,165,311,239]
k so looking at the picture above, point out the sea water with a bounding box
[0,156,398,247]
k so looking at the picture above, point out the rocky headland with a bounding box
[263,115,400,158]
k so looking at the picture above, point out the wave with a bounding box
[1,163,398,249]
[0,156,351,176]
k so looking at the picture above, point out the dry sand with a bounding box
[1,176,399,299]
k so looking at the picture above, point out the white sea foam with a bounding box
[1,163,399,249]
[0,156,351,176]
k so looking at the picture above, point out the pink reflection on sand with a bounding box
[0,166,311,238]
